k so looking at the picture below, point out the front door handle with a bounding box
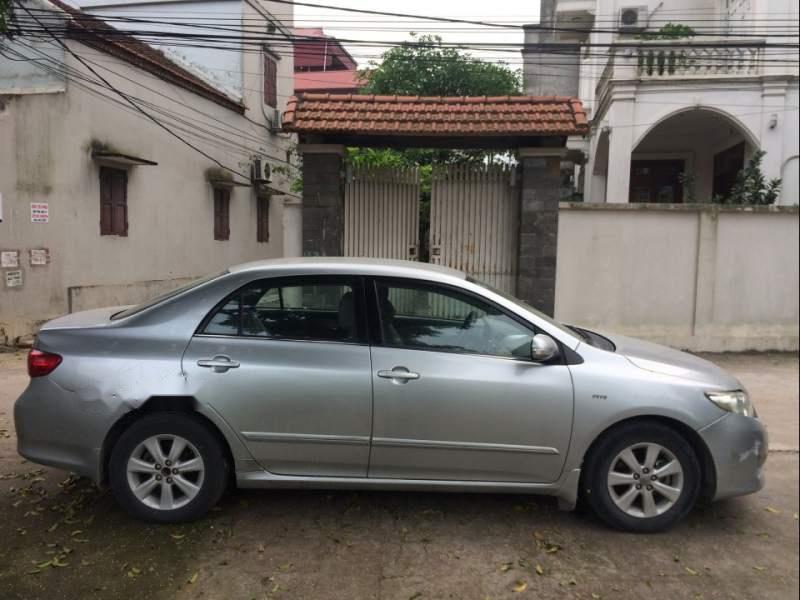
[197,356,240,372]
[377,367,420,383]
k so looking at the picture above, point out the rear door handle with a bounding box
[377,367,420,383]
[197,356,240,372]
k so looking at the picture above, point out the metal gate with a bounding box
[343,165,420,260]
[429,164,520,294]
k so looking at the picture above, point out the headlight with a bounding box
[705,390,755,417]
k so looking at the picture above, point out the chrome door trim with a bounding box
[371,437,560,455]
[241,432,371,446]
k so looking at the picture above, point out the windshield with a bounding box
[111,271,227,320]
[466,277,578,340]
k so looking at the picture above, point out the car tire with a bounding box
[109,412,229,523]
[583,421,701,533]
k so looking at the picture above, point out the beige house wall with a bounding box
[0,30,296,342]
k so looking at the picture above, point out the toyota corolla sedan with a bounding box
[14,258,767,532]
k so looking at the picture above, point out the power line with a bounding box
[16,1,261,184]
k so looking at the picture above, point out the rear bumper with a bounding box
[14,378,112,483]
[699,413,768,501]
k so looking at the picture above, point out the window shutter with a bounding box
[264,54,277,108]
[257,196,269,242]
[100,167,128,236]
[214,188,231,241]
[100,168,113,234]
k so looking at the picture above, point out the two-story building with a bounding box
[0,0,297,343]
[293,27,363,94]
[524,0,799,205]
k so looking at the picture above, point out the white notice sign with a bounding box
[5,270,23,288]
[1,250,19,268]
[30,248,50,266]
[31,203,49,223]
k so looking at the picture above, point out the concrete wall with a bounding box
[554,203,800,351]
[0,3,297,343]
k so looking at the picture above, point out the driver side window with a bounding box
[374,280,535,359]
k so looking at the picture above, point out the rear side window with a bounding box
[201,277,362,343]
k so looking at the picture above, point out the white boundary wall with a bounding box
[555,203,800,352]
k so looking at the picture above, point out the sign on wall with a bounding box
[29,248,50,266]
[5,270,23,288]
[30,203,49,223]
[1,250,19,268]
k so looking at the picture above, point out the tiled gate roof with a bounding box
[282,94,588,137]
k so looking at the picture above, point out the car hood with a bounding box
[600,332,742,389]
[39,306,133,331]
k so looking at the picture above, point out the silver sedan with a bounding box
[14,258,767,532]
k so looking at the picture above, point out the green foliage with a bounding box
[361,33,521,97]
[637,22,697,40]
[350,33,521,171]
[1,0,13,35]
[714,150,781,205]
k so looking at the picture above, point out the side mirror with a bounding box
[531,334,559,363]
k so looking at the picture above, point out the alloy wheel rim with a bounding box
[606,442,684,519]
[126,434,205,510]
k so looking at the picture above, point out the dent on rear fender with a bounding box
[52,357,190,416]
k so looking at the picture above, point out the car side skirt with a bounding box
[235,467,583,510]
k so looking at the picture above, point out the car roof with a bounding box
[229,257,467,282]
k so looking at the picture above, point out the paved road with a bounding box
[0,350,797,600]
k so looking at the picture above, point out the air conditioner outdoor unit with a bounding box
[251,158,272,184]
[269,108,282,133]
[618,6,648,32]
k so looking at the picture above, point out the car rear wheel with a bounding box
[583,422,701,532]
[110,413,228,523]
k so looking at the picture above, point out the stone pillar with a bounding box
[298,144,345,256]
[517,147,565,317]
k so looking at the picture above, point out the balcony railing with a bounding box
[595,39,766,100]
[635,42,763,78]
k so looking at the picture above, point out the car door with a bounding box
[367,278,574,483]
[182,275,373,477]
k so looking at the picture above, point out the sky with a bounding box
[292,0,541,68]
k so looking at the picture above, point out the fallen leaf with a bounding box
[188,572,198,584]
[685,567,699,576]
[569,579,577,586]
[27,569,42,575]
[512,580,528,593]
[70,530,83,537]
[535,564,544,576]
[46,523,59,533]
[591,594,602,599]
[170,533,186,540]
[257,543,265,553]
[753,566,766,572]
[765,507,780,514]
[36,560,53,569]
[500,562,514,573]
[545,543,561,554]
[408,594,422,600]
[52,557,68,568]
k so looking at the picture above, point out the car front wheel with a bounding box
[109,413,228,523]
[583,422,701,532]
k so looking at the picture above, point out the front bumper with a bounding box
[699,413,768,501]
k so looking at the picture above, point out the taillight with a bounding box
[28,349,62,378]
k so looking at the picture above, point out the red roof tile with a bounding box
[48,0,244,114]
[282,94,588,137]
